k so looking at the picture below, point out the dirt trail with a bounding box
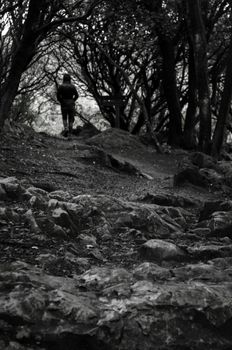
[0,126,219,204]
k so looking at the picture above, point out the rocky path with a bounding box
[0,126,232,350]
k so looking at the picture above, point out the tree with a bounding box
[52,3,162,133]
[3,0,232,157]
[186,0,212,153]
[212,15,232,157]
[0,0,102,131]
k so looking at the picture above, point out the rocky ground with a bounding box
[1,124,232,350]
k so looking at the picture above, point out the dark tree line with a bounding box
[1,0,232,157]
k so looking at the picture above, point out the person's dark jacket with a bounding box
[57,83,79,108]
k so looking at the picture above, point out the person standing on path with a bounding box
[57,74,79,136]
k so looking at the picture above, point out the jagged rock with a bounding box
[188,243,232,260]
[199,168,223,187]
[189,227,211,236]
[1,262,232,349]
[52,207,76,231]
[30,181,57,193]
[52,224,67,239]
[115,212,135,227]
[137,192,199,207]
[159,206,188,227]
[64,253,90,270]
[118,207,181,238]
[74,144,149,177]
[107,154,143,175]
[62,201,98,231]
[173,262,232,282]
[29,195,48,210]
[210,256,232,269]
[36,216,67,239]
[95,218,112,240]
[78,233,97,247]
[133,262,172,281]
[208,221,232,239]
[190,152,218,170]
[174,166,209,187]
[72,194,183,238]
[217,160,232,174]
[224,171,232,188]
[209,211,232,230]
[72,194,125,214]
[196,210,232,239]
[0,177,23,199]
[199,200,232,221]
[140,239,186,262]
[23,187,49,211]
[79,266,133,288]
[127,228,147,244]
[1,341,35,350]
[24,186,49,198]
[24,209,41,235]
[88,247,105,261]
[49,190,72,202]
[35,252,82,275]
[48,197,112,239]
[48,198,59,209]
[0,207,20,223]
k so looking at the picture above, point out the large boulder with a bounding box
[140,239,186,262]
[137,192,200,208]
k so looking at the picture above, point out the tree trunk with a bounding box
[211,34,232,158]
[183,36,198,149]
[158,36,183,146]
[187,0,211,153]
[0,0,47,130]
[131,112,145,134]
[0,45,36,130]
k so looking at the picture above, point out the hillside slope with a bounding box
[0,126,232,350]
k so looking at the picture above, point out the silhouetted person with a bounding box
[57,74,79,136]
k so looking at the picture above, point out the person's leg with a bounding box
[61,107,68,136]
[68,107,75,133]
[61,107,68,130]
